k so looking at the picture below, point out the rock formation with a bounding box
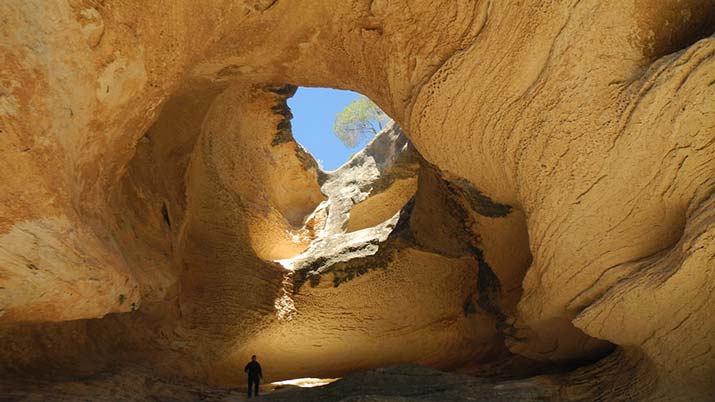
[2,0,715,401]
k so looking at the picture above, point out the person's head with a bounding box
[251,355,257,361]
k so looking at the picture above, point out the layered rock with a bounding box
[2,0,715,400]
[244,124,509,381]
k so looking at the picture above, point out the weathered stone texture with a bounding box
[2,1,715,401]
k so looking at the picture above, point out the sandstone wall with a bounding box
[2,1,715,400]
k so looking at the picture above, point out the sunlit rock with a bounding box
[2,1,715,400]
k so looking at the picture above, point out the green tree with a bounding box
[333,96,392,147]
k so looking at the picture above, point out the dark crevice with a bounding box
[463,297,477,316]
[389,196,417,238]
[161,203,171,228]
[268,85,297,146]
[471,246,505,321]
[641,5,715,60]
[445,178,511,218]
[264,84,297,97]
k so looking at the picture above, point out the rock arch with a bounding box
[2,1,715,400]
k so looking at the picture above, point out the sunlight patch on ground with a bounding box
[270,377,340,388]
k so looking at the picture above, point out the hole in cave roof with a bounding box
[287,87,392,171]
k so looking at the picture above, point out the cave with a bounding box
[2,1,715,401]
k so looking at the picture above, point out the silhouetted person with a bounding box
[244,355,263,398]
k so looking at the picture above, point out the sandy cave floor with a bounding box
[0,365,552,402]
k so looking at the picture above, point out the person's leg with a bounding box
[247,378,254,398]
[254,379,260,396]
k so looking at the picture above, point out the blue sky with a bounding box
[288,87,373,171]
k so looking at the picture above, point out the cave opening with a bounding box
[272,86,415,274]
[286,87,393,171]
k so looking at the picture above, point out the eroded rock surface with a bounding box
[2,0,715,401]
